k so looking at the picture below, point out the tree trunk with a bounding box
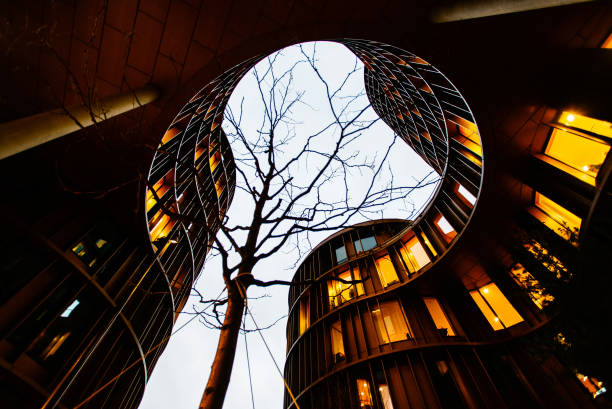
[198,282,245,409]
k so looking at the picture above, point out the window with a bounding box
[354,235,377,253]
[542,115,610,184]
[558,111,612,138]
[146,168,174,211]
[71,227,115,269]
[455,183,477,206]
[576,372,607,398]
[356,379,373,408]
[470,283,524,330]
[60,299,80,318]
[378,384,395,409]
[524,240,569,279]
[210,149,222,172]
[374,254,399,287]
[509,264,554,309]
[372,300,412,343]
[533,192,581,242]
[434,214,456,241]
[335,245,348,264]
[423,297,455,336]
[603,32,612,48]
[399,236,430,273]
[420,232,437,256]
[215,174,226,197]
[330,320,345,362]
[327,267,364,308]
[299,295,310,335]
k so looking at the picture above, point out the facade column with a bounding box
[0,84,159,160]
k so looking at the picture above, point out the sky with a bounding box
[138,41,439,409]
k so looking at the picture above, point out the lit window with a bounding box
[378,384,395,409]
[146,168,174,212]
[434,214,456,241]
[524,241,569,279]
[372,300,412,343]
[420,232,437,256]
[299,295,310,335]
[215,175,226,197]
[356,379,373,407]
[210,149,222,172]
[533,193,581,242]
[543,121,610,184]
[456,183,477,206]
[374,254,399,287]
[469,283,524,330]
[60,299,80,318]
[509,264,554,309]
[40,332,71,360]
[335,245,348,264]
[602,32,612,49]
[328,269,356,308]
[576,372,607,398]
[354,235,377,253]
[399,236,430,273]
[423,297,456,336]
[330,320,345,362]
[558,111,612,138]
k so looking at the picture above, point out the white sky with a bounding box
[138,41,439,409]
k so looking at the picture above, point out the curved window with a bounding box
[374,254,399,287]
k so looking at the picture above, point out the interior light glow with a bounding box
[61,299,80,318]
[567,114,575,122]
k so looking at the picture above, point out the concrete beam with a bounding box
[0,85,159,160]
[431,0,596,23]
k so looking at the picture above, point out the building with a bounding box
[283,38,612,408]
[0,1,611,408]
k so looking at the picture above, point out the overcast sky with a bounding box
[138,41,438,409]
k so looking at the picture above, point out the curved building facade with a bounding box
[0,1,611,409]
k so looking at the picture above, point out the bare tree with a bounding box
[188,44,439,409]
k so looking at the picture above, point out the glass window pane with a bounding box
[357,379,373,407]
[545,128,610,177]
[480,283,524,328]
[470,290,504,331]
[361,236,377,251]
[375,255,399,287]
[534,193,581,239]
[558,111,612,138]
[352,265,365,296]
[457,184,477,205]
[378,384,395,409]
[400,236,431,273]
[331,320,345,360]
[299,296,310,335]
[423,297,455,336]
[335,245,348,264]
[509,264,554,309]
[436,215,454,234]
[373,300,411,343]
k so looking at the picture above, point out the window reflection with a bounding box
[509,264,554,309]
[354,235,377,253]
[533,193,581,242]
